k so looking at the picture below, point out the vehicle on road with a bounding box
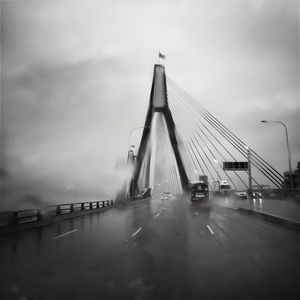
[199,175,208,183]
[160,191,172,200]
[252,192,262,199]
[212,180,231,196]
[234,190,248,199]
[190,181,209,201]
[264,192,276,199]
[164,191,172,199]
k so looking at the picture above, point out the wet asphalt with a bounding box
[1,195,299,300]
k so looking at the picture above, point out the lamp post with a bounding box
[128,126,151,197]
[244,146,252,196]
[261,120,294,197]
[128,126,151,151]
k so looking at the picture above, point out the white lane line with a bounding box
[53,229,78,240]
[154,213,160,218]
[206,225,214,235]
[131,227,143,237]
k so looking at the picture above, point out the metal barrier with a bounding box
[1,200,114,227]
[55,200,114,215]
[13,209,42,225]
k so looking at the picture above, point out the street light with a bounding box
[128,126,151,150]
[244,145,252,196]
[261,120,294,196]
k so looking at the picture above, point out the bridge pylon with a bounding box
[130,64,189,197]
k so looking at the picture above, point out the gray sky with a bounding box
[1,0,299,209]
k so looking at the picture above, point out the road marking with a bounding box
[194,212,199,216]
[53,229,78,240]
[132,227,143,237]
[154,213,160,218]
[206,225,214,235]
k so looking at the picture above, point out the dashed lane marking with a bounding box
[132,227,143,237]
[206,225,214,235]
[53,229,78,240]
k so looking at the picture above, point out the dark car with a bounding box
[252,192,262,199]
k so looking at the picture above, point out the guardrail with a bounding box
[14,209,42,224]
[55,200,114,215]
[0,200,114,228]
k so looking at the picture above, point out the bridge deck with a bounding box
[1,196,299,299]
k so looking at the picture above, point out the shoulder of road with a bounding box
[214,196,300,230]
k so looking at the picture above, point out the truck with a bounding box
[199,175,208,183]
[212,180,231,196]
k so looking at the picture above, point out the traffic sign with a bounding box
[223,161,248,170]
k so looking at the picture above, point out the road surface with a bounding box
[1,195,299,299]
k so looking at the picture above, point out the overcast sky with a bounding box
[1,0,299,209]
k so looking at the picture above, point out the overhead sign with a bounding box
[223,161,248,171]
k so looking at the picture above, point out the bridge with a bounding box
[1,63,299,300]
[124,63,288,199]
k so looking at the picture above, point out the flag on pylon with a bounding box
[159,52,166,60]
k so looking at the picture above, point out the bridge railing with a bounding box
[54,200,114,215]
[15,209,42,224]
[0,200,114,228]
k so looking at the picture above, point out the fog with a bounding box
[1,0,299,210]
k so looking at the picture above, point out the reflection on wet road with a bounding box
[1,195,299,299]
